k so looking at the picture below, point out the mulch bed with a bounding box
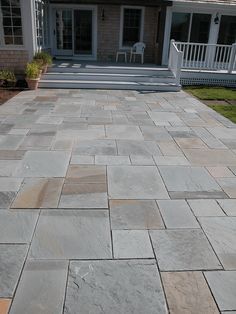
[0,89,21,105]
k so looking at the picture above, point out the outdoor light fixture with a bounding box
[101,8,105,21]
[214,13,219,25]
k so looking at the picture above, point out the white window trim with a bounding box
[0,0,25,49]
[119,5,145,49]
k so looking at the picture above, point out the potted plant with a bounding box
[0,70,16,88]
[25,62,41,90]
[33,51,52,74]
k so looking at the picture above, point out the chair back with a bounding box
[133,42,146,53]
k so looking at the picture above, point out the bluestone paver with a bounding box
[64,260,168,314]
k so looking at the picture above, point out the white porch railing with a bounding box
[168,40,183,85]
[174,41,236,73]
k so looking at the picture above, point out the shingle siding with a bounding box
[0,50,28,74]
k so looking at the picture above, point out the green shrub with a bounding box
[0,70,16,82]
[33,58,44,69]
[25,62,40,79]
[33,51,52,65]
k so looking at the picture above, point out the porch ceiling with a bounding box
[170,0,236,4]
[49,0,172,6]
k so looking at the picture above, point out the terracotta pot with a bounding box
[42,65,48,74]
[26,78,39,90]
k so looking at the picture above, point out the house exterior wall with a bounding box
[0,50,29,74]
[97,5,159,63]
[0,0,36,74]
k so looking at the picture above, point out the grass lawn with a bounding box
[184,86,236,123]
[208,104,236,123]
[184,86,236,100]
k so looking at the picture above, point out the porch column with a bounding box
[21,0,37,60]
[156,5,167,65]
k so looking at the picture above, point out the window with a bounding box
[170,13,190,42]
[121,7,143,47]
[0,0,23,45]
[35,0,49,49]
[170,12,211,43]
[218,15,236,45]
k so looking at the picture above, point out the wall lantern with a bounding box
[214,13,219,25]
[101,8,105,21]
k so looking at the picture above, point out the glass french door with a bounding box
[53,8,95,58]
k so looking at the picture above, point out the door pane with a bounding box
[56,9,72,50]
[170,12,190,42]
[218,15,236,45]
[190,13,211,43]
[74,10,92,55]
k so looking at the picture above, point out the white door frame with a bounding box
[50,4,97,60]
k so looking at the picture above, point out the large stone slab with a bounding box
[74,139,117,155]
[0,192,16,209]
[157,200,199,228]
[0,135,23,150]
[183,149,236,166]
[9,260,68,314]
[0,160,20,177]
[105,125,143,140]
[150,229,221,271]
[65,165,106,184]
[95,155,130,165]
[205,271,236,311]
[64,260,168,314]
[0,211,38,243]
[188,199,225,217]
[217,199,236,216]
[199,217,236,269]
[59,183,108,208]
[0,178,23,192]
[112,230,154,258]
[162,272,219,314]
[0,245,28,297]
[15,151,70,177]
[12,178,63,208]
[216,178,236,198]
[108,166,169,199]
[117,140,161,155]
[0,299,11,314]
[159,166,224,199]
[110,199,164,230]
[30,210,112,259]
[148,111,182,126]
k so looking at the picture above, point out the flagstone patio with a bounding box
[0,88,236,314]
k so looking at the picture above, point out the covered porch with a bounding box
[37,0,170,65]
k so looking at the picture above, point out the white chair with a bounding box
[130,42,146,64]
[116,50,127,63]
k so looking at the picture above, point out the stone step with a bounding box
[48,65,172,76]
[39,79,181,91]
[42,72,176,83]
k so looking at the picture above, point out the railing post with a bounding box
[176,50,183,85]
[228,43,236,73]
[168,39,175,70]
